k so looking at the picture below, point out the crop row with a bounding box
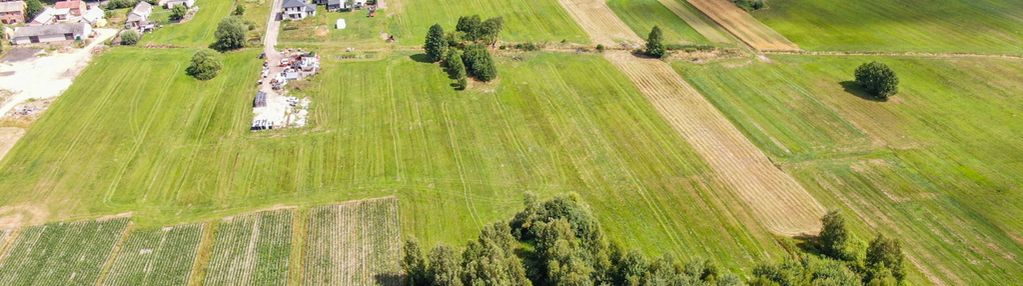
[101,223,205,286]
[303,197,402,286]
[0,217,130,285]
[203,209,294,286]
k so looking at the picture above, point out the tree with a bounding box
[445,50,467,90]
[462,45,496,82]
[866,234,906,282]
[534,219,595,285]
[428,245,463,286]
[402,240,430,286]
[819,210,856,261]
[120,30,140,45]
[479,17,504,45]
[455,15,482,41]
[460,223,531,286]
[855,61,899,99]
[213,17,247,51]
[423,24,447,62]
[170,4,188,21]
[186,49,222,80]
[645,26,666,58]
[25,0,44,21]
[233,4,246,15]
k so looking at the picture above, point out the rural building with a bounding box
[10,22,91,45]
[30,7,55,24]
[0,0,25,24]
[125,1,154,31]
[322,0,347,11]
[54,0,85,16]
[281,0,315,20]
[160,0,195,9]
[80,6,105,26]
[253,91,267,108]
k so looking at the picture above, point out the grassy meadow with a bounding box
[0,50,793,272]
[141,0,238,47]
[753,0,1023,54]
[389,0,589,44]
[675,55,1023,284]
[607,0,710,45]
[278,6,394,50]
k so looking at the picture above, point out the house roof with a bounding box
[54,0,82,9]
[326,0,340,5]
[305,3,315,12]
[31,7,55,23]
[130,1,152,17]
[282,0,305,9]
[0,1,24,13]
[13,22,87,38]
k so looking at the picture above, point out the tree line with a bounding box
[423,15,504,89]
[402,194,908,286]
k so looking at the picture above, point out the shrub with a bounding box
[213,17,247,51]
[119,30,140,45]
[423,24,447,62]
[645,26,666,58]
[186,49,222,80]
[595,44,605,53]
[233,4,245,15]
[169,4,188,21]
[855,61,900,99]
[25,0,44,20]
[445,50,467,90]
[105,0,136,9]
[732,0,766,11]
[462,45,496,82]
[513,42,539,51]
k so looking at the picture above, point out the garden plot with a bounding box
[303,197,401,286]
[203,209,294,286]
[0,217,130,285]
[101,224,205,286]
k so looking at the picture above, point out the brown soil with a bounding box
[686,0,799,51]
[0,205,50,230]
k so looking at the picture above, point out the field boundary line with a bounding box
[655,0,733,44]
[288,208,306,286]
[685,0,799,51]
[187,221,217,286]
[94,222,134,286]
[765,50,1023,60]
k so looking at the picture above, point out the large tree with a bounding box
[25,0,44,21]
[855,61,899,99]
[186,49,222,80]
[819,210,856,261]
[213,17,247,51]
[460,223,531,286]
[170,4,188,21]
[445,50,467,90]
[427,245,463,286]
[455,15,482,41]
[461,45,497,82]
[423,24,447,62]
[645,26,666,58]
[402,240,430,286]
[866,234,906,282]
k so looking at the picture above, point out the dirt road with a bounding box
[557,0,824,235]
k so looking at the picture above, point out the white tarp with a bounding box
[335,18,346,29]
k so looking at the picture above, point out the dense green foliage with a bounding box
[444,49,468,90]
[105,0,136,9]
[120,30,140,46]
[0,218,130,285]
[204,209,293,286]
[461,44,497,82]
[865,234,905,283]
[424,24,447,62]
[455,14,504,44]
[854,62,899,99]
[186,49,223,80]
[819,210,856,261]
[645,26,667,58]
[213,17,247,50]
[170,4,189,21]
[233,4,245,16]
[25,0,43,20]
[102,224,204,285]
[732,0,765,11]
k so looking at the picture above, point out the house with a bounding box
[125,1,153,31]
[80,6,105,26]
[30,7,55,24]
[10,22,91,45]
[352,0,366,9]
[51,7,71,22]
[0,0,25,24]
[54,0,85,16]
[161,0,195,9]
[281,0,315,20]
[324,0,346,11]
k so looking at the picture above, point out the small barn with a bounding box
[11,22,91,45]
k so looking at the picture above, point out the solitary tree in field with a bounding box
[645,26,666,58]
[120,30,140,45]
[424,24,447,62]
[213,17,247,51]
[855,61,899,99]
[187,49,222,80]
[25,0,44,20]
[170,4,188,21]
[233,4,246,15]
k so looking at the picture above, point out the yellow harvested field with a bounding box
[656,0,733,44]
[557,0,643,47]
[687,0,799,51]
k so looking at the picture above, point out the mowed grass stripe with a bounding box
[141,0,236,47]
[606,0,710,45]
[390,0,589,44]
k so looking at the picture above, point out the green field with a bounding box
[676,55,1023,284]
[102,224,205,285]
[303,198,401,285]
[753,0,1023,54]
[607,0,710,45]
[279,6,394,50]
[204,209,294,286]
[0,217,129,285]
[389,0,589,44]
[141,0,238,47]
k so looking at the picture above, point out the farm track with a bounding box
[685,0,798,51]
[556,0,823,235]
[556,0,643,47]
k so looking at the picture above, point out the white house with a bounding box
[125,1,154,31]
[11,22,91,45]
[281,0,315,20]
[30,7,56,24]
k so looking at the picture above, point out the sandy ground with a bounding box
[0,127,25,161]
[0,29,117,117]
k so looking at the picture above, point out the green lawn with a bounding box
[676,55,1023,284]
[607,0,710,45]
[0,49,789,272]
[389,0,589,44]
[278,6,394,50]
[142,0,237,47]
[753,0,1023,54]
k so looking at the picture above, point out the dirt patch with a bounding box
[0,127,25,161]
[556,0,643,47]
[605,51,825,235]
[315,26,329,37]
[0,48,42,63]
[0,205,50,229]
[686,0,799,51]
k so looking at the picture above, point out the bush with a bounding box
[105,0,136,9]
[462,45,496,82]
[645,26,666,58]
[186,49,222,80]
[445,50,467,90]
[233,4,245,15]
[169,4,188,21]
[213,17,247,51]
[595,44,605,53]
[119,30,140,45]
[512,42,539,51]
[25,0,44,20]
[855,61,899,99]
[732,0,766,11]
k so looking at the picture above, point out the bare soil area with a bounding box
[556,0,643,47]
[686,0,799,51]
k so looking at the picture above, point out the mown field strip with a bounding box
[556,0,643,46]
[686,0,798,51]
[204,208,294,286]
[302,197,401,286]
[656,0,733,43]
[604,51,824,235]
[101,224,205,285]
[0,217,130,285]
